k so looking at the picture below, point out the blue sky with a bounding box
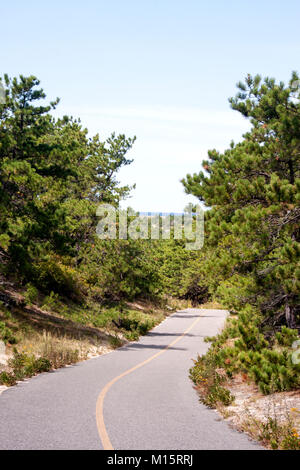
[1,0,299,211]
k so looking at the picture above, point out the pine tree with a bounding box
[0,75,135,284]
[182,72,300,329]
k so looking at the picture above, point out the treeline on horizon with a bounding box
[0,72,299,336]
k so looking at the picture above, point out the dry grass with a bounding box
[0,294,196,392]
[216,375,300,449]
[0,328,113,388]
[18,330,111,367]
[126,297,191,314]
[198,300,224,309]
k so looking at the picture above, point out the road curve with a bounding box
[0,309,260,450]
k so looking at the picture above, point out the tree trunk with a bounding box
[285,301,296,329]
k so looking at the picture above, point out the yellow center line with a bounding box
[96,313,203,450]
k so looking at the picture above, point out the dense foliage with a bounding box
[1,73,299,393]
[0,75,213,319]
[186,73,300,402]
[0,75,165,304]
[182,72,300,331]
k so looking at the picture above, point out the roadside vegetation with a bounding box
[0,295,188,387]
[185,73,300,449]
[0,72,299,448]
[0,74,195,387]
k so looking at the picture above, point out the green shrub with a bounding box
[24,283,38,305]
[107,310,157,340]
[41,291,61,312]
[248,349,300,394]
[192,305,300,399]
[217,312,300,394]
[124,330,140,341]
[0,371,17,386]
[249,415,300,450]
[0,321,17,344]
[275,326,299,347]
[190,351,234,408]
[204,383,234,408]
[109,335,123,349]
[34,255,84,301]
[281,432,300,450]
[8,349,34,380]
[32,357,51,373]
[7,349,52,381]
[216,336,300,394]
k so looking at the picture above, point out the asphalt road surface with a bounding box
[0,308,260,450]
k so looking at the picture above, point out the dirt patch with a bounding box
[217,375,300,448]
